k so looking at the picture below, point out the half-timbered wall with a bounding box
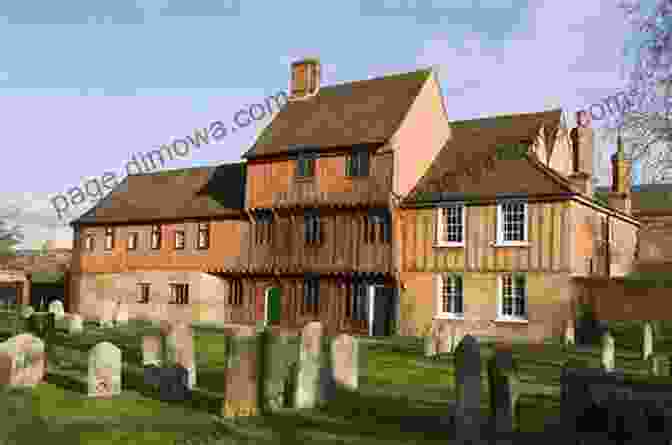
[399,201,572,273]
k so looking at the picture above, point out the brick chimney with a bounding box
[289,58,320,100]
[568,110,594,197]
[607,130,632,214]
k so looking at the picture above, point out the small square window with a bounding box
[197,223,210,249]
[499,274,527,319]
[437,274,463,317]
[137,283,150,304]
[127,232,138,251]
[296,153,316,178]
[104,227,115,250]
[175,230,185,250]
[151,225,162,250]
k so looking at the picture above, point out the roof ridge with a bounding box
[449,108,563,125]
[317,67,432,91]
[128,165,214,177]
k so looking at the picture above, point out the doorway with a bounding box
[265,287,281,326]
[368,285,396,337]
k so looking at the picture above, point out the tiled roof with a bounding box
[595,183,672,215]
[71,162,246,225]
[404,109,572,203]
[242,68,432,159]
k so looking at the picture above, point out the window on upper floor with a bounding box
[151,225,162,250]
[498,273,527,320]
[84,233,95,252]
[304,211,321,244]
[302,276,320,315]
[496,201,528,245]
[175,230,185,250]
[228,279,243,306]
[436,204,465,246]
[296,152,316,178]
[254,211,273,245]
[127,232,138,251]
[104,227,115,250]
[345,149,370,177]
[197,222,210,250]
[436,273,463,318]
[364,209,391,244]
[137,283,150,304]
[169,283,189,305]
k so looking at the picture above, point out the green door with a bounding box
[268,287,281,325]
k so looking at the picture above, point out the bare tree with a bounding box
[0,206,24,255]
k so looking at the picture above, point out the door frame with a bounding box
[263,287,271,327]
[368,284,385,337]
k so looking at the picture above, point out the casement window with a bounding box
[174,230,185,250]
[137,283,150,304]
[436,274,463,317]
[436,204,465,246]
[104,227,115,250]
[498,274,527,320]
[151,225,162,250]
[296,153,316,178]
[228,279,243,306]
[496,201,528,244]
[364,209,391,244]
[304,211,321,244]
[197,222,210,249]
[302,277,320,315]
[169,283,189,305]
[127,232,138,251]
[254,211,273,245]
[84,233,95,251]
[345,149,370,177]
[346,280,369,321]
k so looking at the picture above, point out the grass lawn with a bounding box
[0,317,668,444]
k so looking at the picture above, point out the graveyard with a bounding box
[0,302,670,444]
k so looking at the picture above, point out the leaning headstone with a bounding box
[643,322,654,361]
[601,331,615,372]
[487,348,520,435]
[114,302,129,327]
[454,335,481,443]
[437,324,452,354]
[68,314,84,334]
[222,328,260,417]
[142,335,164,367]
[295,321,324,409]
[87,341,122,397]
[48,300,65,320]
[331,334,358,390]
[160,322,196,389]
[454,335,482,443]
[564,319,575,346]
[0,333,45,387]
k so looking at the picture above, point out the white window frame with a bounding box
[85,234,95,251]
[495,200,529,246]
[496,273,528,322]
[435,203,465,247]
[435,273,464,319]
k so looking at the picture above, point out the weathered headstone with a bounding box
[68,314,84,334]
[160,321,196,389]
[331,334,358,390]
[261,330,296,411]
[142,335,164,367]
[649,353,664,376]
[564,319,575,346]
[424,331,436,358]
[158,365,190,402]
[295,321,324,409]
[222,328,260,417]
[0,334,45,387]
[114,302,129,327]
[454,335,482,443]
[437,324,453,354]
[487,348,520,435]
[48,300,65,320]
[20,306,34,320]
[87,341,122,397]
[143,364,162,390]
[643,322,654,361]
[601,331,615,372]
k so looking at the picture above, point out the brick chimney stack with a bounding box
[289,58,320,101]
[607,129,632,214]
[568,110,595,197]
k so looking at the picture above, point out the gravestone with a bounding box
[332,334,358,390]
[487,348,520,435]
[99,299,116,328]
[48,300,65,320]
[437,324,452,354]
[643,322,654,361]
[114,302,129,327]
[20,306,34,320]
[295,321,324,409]
[424,332,436,358]
[564,319,575,346]
[649,353,664,376]
[601,331,615,372]
[142,335,164,367]
[454,335,482,443]
[143,364,162,390]
[160,321,196,389]
[222,328,260,417]
[68,314,84,334]
[261,330,295,411]
[0,333,45,387]
[87,341,122,397]
[158,365,190,402]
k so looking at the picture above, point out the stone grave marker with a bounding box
[332,334,358,390]
[222,328,260,417]
[601,331,615,372]
[643,322,654,361]
[48,300,65,320]
[487,348,520,435]
[454,335,482,443]
[437,324,452,354]
[158,365,191,402]
[295,321,324,409]
[161,321,196,389]
[88,341,122,397]
[564,319,575,346]
[68,314,84,334]
[142,335,164,367]
[0,333,45,387]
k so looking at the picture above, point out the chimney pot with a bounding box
[290,58,321,100]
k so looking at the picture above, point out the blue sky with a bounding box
[0,0,652,248]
